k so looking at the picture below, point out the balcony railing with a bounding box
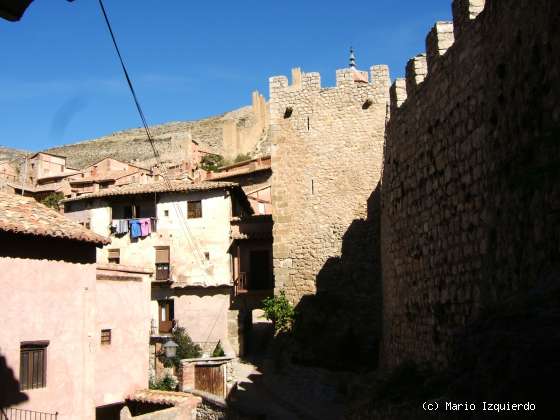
[234,272,248,296]
[1,408,58,420]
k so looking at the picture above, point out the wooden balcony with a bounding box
[234,272,248,296]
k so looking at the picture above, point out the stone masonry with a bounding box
[269,65,390,368]
[381,0,560,368]
[270,66,389,302]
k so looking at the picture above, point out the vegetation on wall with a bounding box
[233,153,252,163]
[40,192,64,211]
[262,291,295,335]
[211,341,225,357]
[200,154,225,172]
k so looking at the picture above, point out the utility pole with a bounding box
[21,155,28,196]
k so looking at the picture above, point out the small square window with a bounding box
[187,200,202,219]
[101,329,111,345]
[108,249,120,264]
[164,210,169,217]
[204,252,210,260]
[155,247,171,281]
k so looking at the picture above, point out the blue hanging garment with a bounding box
[129,220,142,239]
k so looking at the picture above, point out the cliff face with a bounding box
[44,105,260,169]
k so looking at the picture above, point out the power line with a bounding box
[98,0,209,274]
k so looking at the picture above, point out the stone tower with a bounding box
[268,63,390,368]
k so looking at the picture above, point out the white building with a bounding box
[62,180,253,357]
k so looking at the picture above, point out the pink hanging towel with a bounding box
[139,218,152,236]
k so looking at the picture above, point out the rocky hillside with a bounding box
[44,105,258,170]
[0,146,27,162]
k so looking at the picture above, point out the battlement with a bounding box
[452,0,486,39]
[390,0,486,111]
[269,65,390,101]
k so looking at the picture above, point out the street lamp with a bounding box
[163,340,178,359]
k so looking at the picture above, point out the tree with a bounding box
[40,192,64,211]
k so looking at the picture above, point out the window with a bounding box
[284,107,293,119]
[187,200,202,219]
[155,247,170,281]
[101,329,111,345]
[204,252,210,261]
[20,341,48,390]
[158,300,174,334]
[164,210,169,217]
[123,205,133,219]
[108,249,120,264]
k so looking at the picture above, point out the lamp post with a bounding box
[163,339,178,359]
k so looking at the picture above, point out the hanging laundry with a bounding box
[119,219,129,234]
[139,218,151,237]
[111,220,119,233]
[129,219,142,239]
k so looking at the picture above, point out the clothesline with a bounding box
[111,217,157,238]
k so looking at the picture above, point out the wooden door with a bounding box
[195,364,225,397]
[158,300,174,333]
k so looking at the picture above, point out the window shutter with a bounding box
[108,249,120,259]
[187,200,202,218]
[155,247,170,263]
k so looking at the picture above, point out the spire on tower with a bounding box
[349,47,356,69]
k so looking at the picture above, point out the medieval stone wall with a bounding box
[381,0,560,368]
[270,66,390,368]
[223,91,270,161]
[270,66,389,301]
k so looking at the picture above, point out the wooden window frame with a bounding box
[155,246,171,281]
[158,300,174,334]
[187,200,202,219]
[20,341,49,390]
[108,249,120,264]
[101,329,111,345]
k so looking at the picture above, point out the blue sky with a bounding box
[0,0,451,151]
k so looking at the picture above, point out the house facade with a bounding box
[68,157,154,197]
[0,192,152,419]
[62,180,254,358]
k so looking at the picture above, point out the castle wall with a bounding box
[381,0,560,368]
[269,66,390,368]
[270,66,389,301]
[223,92,269,160]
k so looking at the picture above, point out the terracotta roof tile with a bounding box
[0,192,109,245]
[62,180,241,203]
[127,389,201,407]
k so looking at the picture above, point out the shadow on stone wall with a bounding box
[0,354,28,409]
[288,183,383,372]
[345,266,560,419]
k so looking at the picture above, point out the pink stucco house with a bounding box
[0,192,152,419]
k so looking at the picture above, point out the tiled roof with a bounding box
[62,180,241,203]
[127,389,201,407]
[0,192,109,245]
[68,169,142,184]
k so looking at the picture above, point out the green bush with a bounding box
[40,192,64,211]
[158,327,202,369]
[212,341,225,357]
[233,153,252,163]
[149,373,177,391]
[200,154,225,172]
[262,291,295,335]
